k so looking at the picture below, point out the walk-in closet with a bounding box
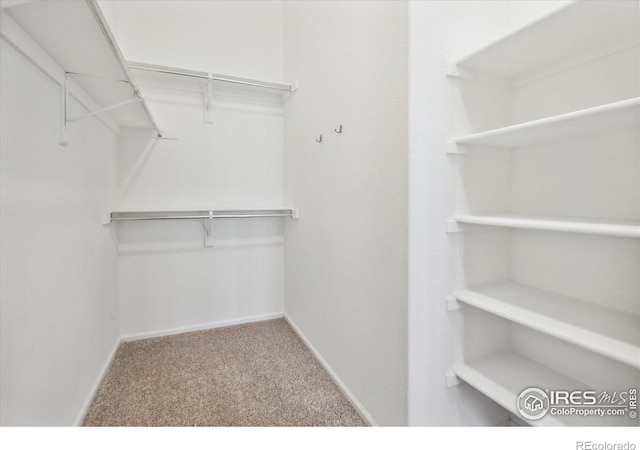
[1,0,638,439]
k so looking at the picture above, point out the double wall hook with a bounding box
[316,125,342,143]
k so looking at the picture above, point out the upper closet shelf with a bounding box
[452,98,640,148]
[2,0,161,137]
[452,214,640,239]
[455,283,640,369]
[128,61,295,94]
[450,0,640,81]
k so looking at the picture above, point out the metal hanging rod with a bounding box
[107,208,298,248]
[108,209,298,223]
[127,61,294,93]
[111,213,293,221]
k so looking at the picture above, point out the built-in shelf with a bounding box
[452,98,640,148]
[4,0,160,133]
[455,283,640,369]
[452,214,640,239]
[448,0,639,428]
[451,1,639,81]
[453,352,633,427]
[108,208,298,223]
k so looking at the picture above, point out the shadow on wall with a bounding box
[117,129,161,200]
[114,218,285,254]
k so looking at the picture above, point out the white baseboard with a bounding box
[120,312,285,343]
[74,338,120,426]
[284,314,378,426]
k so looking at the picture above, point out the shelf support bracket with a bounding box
[58,75,69,147]
[445,371,461,387]
[59,72,145,143]
[446,295,464,311]
[445,64,468,80]
[67,95,143,124]
[203,210,215,247]
[445,64,509,88]
[446,219,463,233]
[204,73,214,124]
[446,141,465,155]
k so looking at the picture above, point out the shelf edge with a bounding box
[452,97,640,146]
[455,287,640,369]
[452,215,640,238]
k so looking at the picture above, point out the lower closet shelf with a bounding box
[455,284,640,369]
[453,352,633,427]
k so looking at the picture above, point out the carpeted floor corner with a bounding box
[82,318,367,426]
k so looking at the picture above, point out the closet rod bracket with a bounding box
[203,210,215,247]
[204,73,214,124]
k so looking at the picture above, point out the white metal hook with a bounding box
[316,135,323,143]
[334,124,343,133]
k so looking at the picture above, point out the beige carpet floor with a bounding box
[83,318,367,426]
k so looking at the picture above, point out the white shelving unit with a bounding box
[455,284,640,369]
[453,352,630,427]
[452,214,640,239]
[2,0,161,136]
[448,0,639,427]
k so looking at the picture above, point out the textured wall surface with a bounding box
[283,1,409,426]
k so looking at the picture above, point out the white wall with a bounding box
[100,0,283,81]
[102,1,287,337]
[407,0,514,426]
[0,39,119,425]
[507,1,572,32]
[283,1,408,426]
